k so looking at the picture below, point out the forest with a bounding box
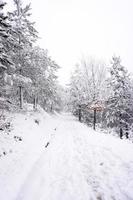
[1,1,133,200]
[1,0,133,140]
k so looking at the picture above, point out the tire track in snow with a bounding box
[16,113,133,200]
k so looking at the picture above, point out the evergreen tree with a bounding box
[0,1,11,70]
[105,56,133,137]
[7,0,38,108]
[0,0,15,101]
[19,46,60,111]
[8,0,38,47]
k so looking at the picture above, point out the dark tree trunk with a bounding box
[120,128,123,139]
[93,108,96,130]
[119,113,123,139]
[50,104,53,112]
[78,105,81,122]
[125,124,129,139]
[33,96,37,110]
[19,86,23,109]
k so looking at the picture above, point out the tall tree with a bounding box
[104,56,133,137]
[7,0,38,108]
[68,57,107,125]
[0,0,14,101]
[18,46,60,111]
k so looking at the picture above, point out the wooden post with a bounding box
[87,102,104,130]
[78,105,81,122]
[93,108,96,130]
[19,86,23,109]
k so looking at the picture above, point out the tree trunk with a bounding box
[120,128,123,139]
[19,86,23,109]
[93,108,96,130]
[119,113,123,139]
[50,104,53,112]
[33,96,37,110]
[125,124,129,139]
[78,105,81,122]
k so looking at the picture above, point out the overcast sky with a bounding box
[7,0,133,85]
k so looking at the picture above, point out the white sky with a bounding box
[7,0,133,85]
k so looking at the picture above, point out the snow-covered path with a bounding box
[16,113,133,200]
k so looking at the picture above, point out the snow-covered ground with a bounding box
[0,111,133,200]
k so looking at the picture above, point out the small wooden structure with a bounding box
[87,101,105,130]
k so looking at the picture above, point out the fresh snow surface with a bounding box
[1,112,133,200]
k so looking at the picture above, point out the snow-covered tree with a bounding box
[8,0,38,47]
[7,0,38,108]
[104,56,133,137]
[0,0,16,107]
[68,57,107,125]
[17,46,60,111]
[0,1,12,69]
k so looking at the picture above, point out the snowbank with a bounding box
[0,108,53,200]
